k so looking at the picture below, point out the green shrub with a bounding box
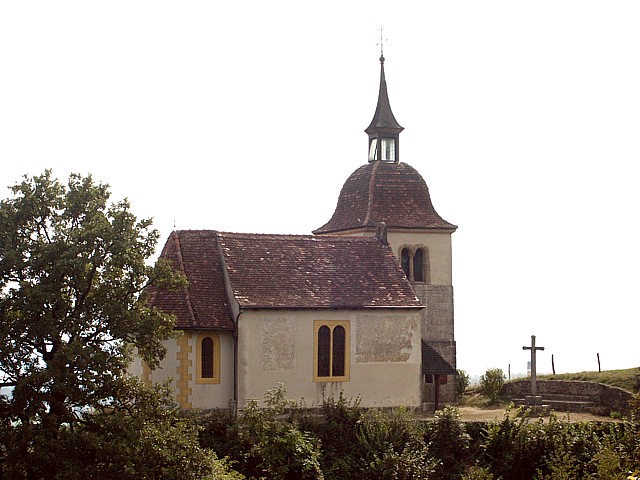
[309,392,367,479]
[200,384,322,480]
[456,369,470,398]
[462,465,496,479]
[356,407,435,480]
[480,368,505,403]
[426,406,471,479]
[480,410,553,479]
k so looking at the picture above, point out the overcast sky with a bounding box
[2,1,638,377]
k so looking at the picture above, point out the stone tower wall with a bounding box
[413,283,457,407]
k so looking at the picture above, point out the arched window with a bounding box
[401,248,410,278]
[317,326,331,377]
[314,321,350,382]
[399,246,430,283]
[201,337,214,378]
[414,248,424,282]
[332,326,346,377]
[196,333,220,384]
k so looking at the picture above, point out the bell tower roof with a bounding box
[314,51,456,236]
[365,55,404,136]
[313,161,457,234]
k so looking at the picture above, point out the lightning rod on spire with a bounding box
[377,27,387,62]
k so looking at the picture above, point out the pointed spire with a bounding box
[366,56,403,135]
[366,54,403,163]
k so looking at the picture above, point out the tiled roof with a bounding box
[314,161,457,234]
[151,230,422,326]
[217,232,423,309]
[421,341,456,375]
[150,230,234,330]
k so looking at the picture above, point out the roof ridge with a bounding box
[364,159,380,226]
[218,231,379,242]
[173,231,197,326]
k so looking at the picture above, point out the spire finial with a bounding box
[377,26,387,63]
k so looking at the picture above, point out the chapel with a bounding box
[132,54,458,413]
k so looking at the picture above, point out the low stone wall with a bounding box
[501,380,634,415]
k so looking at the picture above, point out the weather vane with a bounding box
[377,26,387,60]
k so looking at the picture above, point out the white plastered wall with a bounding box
[147,330,235,409]
[236,308,422,409]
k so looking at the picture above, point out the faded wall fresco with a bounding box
[355,314,417,363]
[261,316,296,371]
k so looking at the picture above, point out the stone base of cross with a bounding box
[525,395,543,407]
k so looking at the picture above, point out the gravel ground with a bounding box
[456,405,621,423]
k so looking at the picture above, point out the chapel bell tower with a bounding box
[314,54,459,410]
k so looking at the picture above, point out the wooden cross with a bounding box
[523,335,545,396]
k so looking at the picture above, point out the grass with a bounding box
[537,366,640,392]
[458,393,508,408]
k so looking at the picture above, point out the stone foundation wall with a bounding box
[501,380,634,415]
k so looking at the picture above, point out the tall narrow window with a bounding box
[317,326,331,377]
[381,138,395,161]
[368,138,378,161]
[314,321,350,382]
[401,248,410,278]
[414,248,424,282]
[332,326,346,377]
[201,337,214,378]
[196,333,221,384]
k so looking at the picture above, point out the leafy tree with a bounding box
[456,369,470,398]
[0,171,192,477]
[480,368,505,403]
[2,379,243,480]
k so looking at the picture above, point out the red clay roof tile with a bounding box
[151,230,234,330]
[218,232,422,309]
[151,230,422,327]
[314,161,457,234]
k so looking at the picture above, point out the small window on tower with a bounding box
[401,248,410,278]
[414,248,424,282]
[381,138,395,161]
[368,138,378,161]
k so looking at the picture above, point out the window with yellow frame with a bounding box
[196,333,220,384]
[313,320,350,382]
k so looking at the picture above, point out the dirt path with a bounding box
[456,405,620,423]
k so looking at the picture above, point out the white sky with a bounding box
[1,1,639,377]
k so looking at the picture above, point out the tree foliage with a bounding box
[2,379,243,480]
[0,171,197,478]
[456,369,470,398]
[480,368,505,403]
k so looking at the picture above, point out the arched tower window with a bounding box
[399,246,430,284]
[414,248,424,282]
[401,248,410,278]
